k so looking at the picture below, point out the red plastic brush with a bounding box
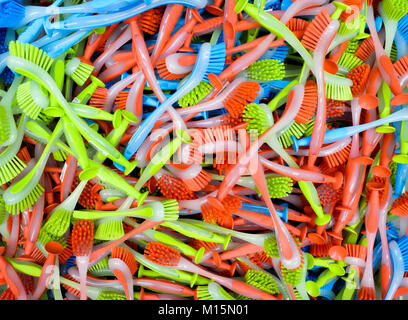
[166,163,212,192]
[89,87,109,109]
[286,18,310,40]
[144,242,281,300]
[326,99,347,118]
[354,36,374,61]
[109,246,139,300]
[301,8,333,51]
[347,64,371,97]
[156,53,196,80]
[72,219,94,300]
[71,177,103,210]
[391,192,408,217]
[317,183,343,207]
[138,7,165,35]
[201,199,234,229]
[309,242,333,257]
[322,141,352,168]
[156,174,197,200]
[0,288,16,300]
[394,54,408,79]
[294,80,318,124]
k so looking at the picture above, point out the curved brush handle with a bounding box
[385,241,405,300]
[109,258,134,300]
[76,255,91,300]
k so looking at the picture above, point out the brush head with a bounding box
[8,41,54,73]
[113,90,129,110]
[264,236,280,258]
[397,236,408,271]
[258,176,294,198]
[301,8,332,51]
[317,183,343,207]
[42,207,72,238]
[201,197,234,229]
[338,53,364,73]
[280,248,304,286]
[94,217,124,241]
[357,286,376,300]
[347,64,371,96]
[394,54,408,78]
[279,121,308,148]
[0,1,24,28]
[203,42,226,83]
[245,270,280,295]
[157,59,191,81]
[382,0,408,21]
[72,219,94,257]
[138,7,164,35]
[89,256,110,275]
[5,183,44,215]
[65,57,94,86]
[391,192,408,217]
[243,103,273,136]
[0,193,6,225]
[223,81,260,119]
[157,174,196,201]
[323,141,352,169]
[344,243,367,259]
[0,288,16,300]
[16,80,50,120]
[89,87,108,109]
[295,80,318,124]
[286,18,310,39]
[182,168,212,192]
[355,36,374,61]
[96,291,127,300]
[246,59,285,82]
[144,241,181,267]
[178,81,213,108]
[111,246,139,275]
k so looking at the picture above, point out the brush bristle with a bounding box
[111,246,139,275]
[0,194,6,225]
[138,7,164,35]
[72,219,94,257]
[301,8,332,51]
[258,176,293,198]
[38,228,67,248]
[280,246,304,286]
[94,217,124,240]
[183,168,212,192]
[0,154,27,184]
[344,243,367,259]
[189,238,219,252]
[397,236,408,271]
[0,288,16,300]
[323,142,352,168]
[157,174,196,201]
[347,64,371,96]
[245,270,280,295]
[89,87,108,109]
[246,59,285,81]
[178,81,213,108]
[201,199,234,229]
[61,274,81,298]
[382,0,408,21]
[325,81,353,101]
[89,256,110,274]
[113,90,129,110]
[243,103,272,136]
[355,37,374,61]
[223,82,260,119]
[66,58,94,86]
[394,54,408,78]
[8,41,54,73]
[42,207,72,237]
[144,241,181,266]
[309,242,332,257]
[357,286,376,300]
[0,105,12,145]
[264,236,280,258]
[16,80,49,120]
[162,199,180,221]
[317,183,343,207]
[5,183,44,215]
[278,121,308,148]
[286,18,310,39]
[97,291,127,300]
[295,80,317,124]
[157,59,190,80]
[391,192,408,217]
[203,42,226,83]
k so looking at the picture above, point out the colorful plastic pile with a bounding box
[0,0,407,301]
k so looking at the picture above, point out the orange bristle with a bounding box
[72,178,103,210]
[59,235,73,265]
[394,54,408,78]
[169,163,212,192]
[72,219,94,257]
[347,64,371,96]
[138,7,165,35]
[89,87,108,109]
[201,201,234,229]
[144,242,181,267]
[0,288,16,300]
[222,195,242,212]
[62,274,81,298]
[326,99,347,118]
[286,18,310,40]
[111,246,139,275]
[236,259,251,274]
[193,16,224,36]
[309,242,332,257]
[219,114,243,126]
[249,251,272,267]
[157,174,196,200]
[113,90,129,110]
[189,239,219,252]
[355,37,374,61]
[295,80,318,124]
[30,246,46,265]
[317,183,343,207]
[223,82,260,118]
[322,141,352,168]
[340,0,364,21]
[391,192,408,217]
[301,8,332,51]
[357,286,376,300]
[156,59,191,80]
[16,146,31,164]
[344,244,367,260]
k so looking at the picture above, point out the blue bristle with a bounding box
[203,42,226,83]
[271,45,289,62]
[397,236,408,271]
[0,1,25,28]
[386,222,399,241]
[260,82,272,99]
[265,0,281,10]
[0,67,14,84]
[398,15,408,42]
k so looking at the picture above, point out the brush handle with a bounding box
[385,241,405,300]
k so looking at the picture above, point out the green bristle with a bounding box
[345,39,360,55]
[382,0,408,21]
[8,41,54,73]
[325,83,353,101]
[66,58,94,86]
[246,59,285,81]
[0,155,27,184]
[243,103,273,136]
[264,236,280,258]
[16,80,49,120]
[5,184,44,215]
[162,199,180,221]
[0,105,11,145]
[235,294,254,300]
[37,113,53,126]
[178,81,213,108]
[338,19,359,36]
[390,161,397,187]
[37,228,67,247]
[94,217,124,241]
[280,239,304,287]
[255,176,293,198]
[278,121,308,148]
[304,119,316,136]
[96,291,127,300]
[292,287,303,300]
[41,208,72,237]
[245,270,280,295]
[0,194,6,225]
[88,256,114,276]
[196,282,236,300]
[337,53,364,72]
[390,42,398,63]
[53,149,68,162]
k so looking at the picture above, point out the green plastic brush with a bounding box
[65,57,94,86]
[178,81,213,108]
[16,79,50,120]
